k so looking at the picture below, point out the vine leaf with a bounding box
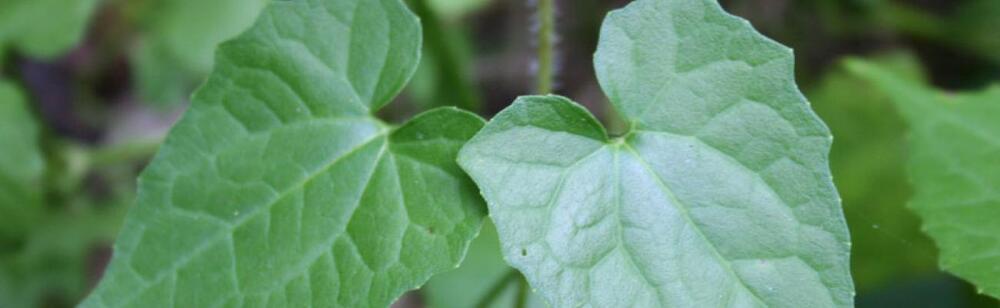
[0,0,99,58]
[0,80,45,242]
[82,0,486,307]
[457,0,854,306]
[847,59,1000,298]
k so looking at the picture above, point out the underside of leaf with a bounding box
[458,0,854,306]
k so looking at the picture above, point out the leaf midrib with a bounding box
[619,140,769,306]
[513,122,770,306]
[113,128,389,305]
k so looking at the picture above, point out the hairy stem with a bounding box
[536,0,556,94]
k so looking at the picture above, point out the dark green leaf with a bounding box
[458,0,854,306]
[83,0,486,306]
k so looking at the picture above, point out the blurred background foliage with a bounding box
[0,0,998,307]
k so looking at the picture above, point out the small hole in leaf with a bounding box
[521,249,527,256]
[427,226,435,234]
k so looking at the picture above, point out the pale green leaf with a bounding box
[83,0,486,306]
[0,80,45,242]
[0,0,99,58]
[847,59,1000,299]
[458,0,854,306]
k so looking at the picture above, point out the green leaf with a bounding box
[846,59,1000,299]
[807,52,939,291]
[132,0,268,105]
[0,196,129,308]
[0,80,45,243]
[83,0,486,306]
[457,0,854,306]
[0,0,99,58]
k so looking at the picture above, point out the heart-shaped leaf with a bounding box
[82,0,486,306]
[458,0,854,306]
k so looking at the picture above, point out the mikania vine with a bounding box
[60,0,996,307]
[81,0,854,306]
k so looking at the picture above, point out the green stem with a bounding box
[473,269,520,308]
[514,275,530,308]
[407,0,482,112]
[536,0,556,94]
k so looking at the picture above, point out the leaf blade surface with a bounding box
[83,1,486,306]
[458,0,854,306]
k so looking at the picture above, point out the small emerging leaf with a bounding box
[458,0,854,306]
[83,0,486,306]
[847,59,1000,299]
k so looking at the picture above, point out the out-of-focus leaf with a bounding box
[458,0,854,306]
[83,0,487,306]
[0,0,99,58]
[132,41,189,107]
[0,80,45,243]
[848,59,1000,299]
[422,221,545,308]
[132,0,267,105]
[0,198,129,308]
[807,52,939,291]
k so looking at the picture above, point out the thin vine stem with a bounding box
[535,0,556,94]
[514,275,530,308]
[472,269,521,308]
